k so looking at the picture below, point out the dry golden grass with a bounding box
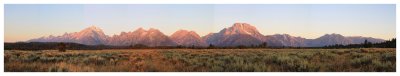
[4,48,396,72]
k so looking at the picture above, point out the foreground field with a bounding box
[4,48,396,72]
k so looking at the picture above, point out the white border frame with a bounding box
[1,0,399,76]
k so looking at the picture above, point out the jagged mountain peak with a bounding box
[135,27,146,32]
[107,27,177,46]
[317,33,346,40]
[265,34,308,47]
[223,23,260,35]
[322,33,343,36]
[271,34,306,39]
[137,27,144,29]
[232,22,255,28]
[88,25,100,29]
[176,29,190,32]
[174,29,197,35]
[82,25,103,32]
[132,27,161,33]
[171,29,206,46]
[171,29,200,37]
[205,23,265,46]
[272,34,291,36]
[148,28,159,31]
[27,23,387,47]
[28,25,108,45]
[77,25,106,38]
[173,30,188,35]
[77,26,106,36]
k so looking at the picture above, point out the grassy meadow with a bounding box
[4,48,396,72]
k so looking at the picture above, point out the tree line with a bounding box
[323,38,396,48]
[5,42,109,50]
[4,38,395,51]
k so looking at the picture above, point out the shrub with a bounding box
[4,49,396,72]
[39,57,63,62]
[274,56,295,65]
[83,55,107,65]
[318,51,337,61]
[295,60,320,72]
[210,65,224,72]
[21,54,40,62]
[380,52,396,61]
[372,60,395,72]
[296,52,315,60]
[48,66,69,72]
[359,48,376,53]
[351,55,373,67]
[350,52,364,59]
[331,50,347,55]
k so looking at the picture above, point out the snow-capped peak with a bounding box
[223,23,260,35]
[84,25,103,32]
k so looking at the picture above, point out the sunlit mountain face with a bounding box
[28,23,385,47]
[28,26,108,45]
[171,30,207,47]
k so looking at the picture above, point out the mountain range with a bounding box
[28,23,386,47]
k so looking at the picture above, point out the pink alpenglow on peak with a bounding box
[204,23,266,47]
[107,27,177,46]
[28,23,386,47]
[171,29,207,47]
[29,25,108,45]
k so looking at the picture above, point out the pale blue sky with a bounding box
[5,4,396,42]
